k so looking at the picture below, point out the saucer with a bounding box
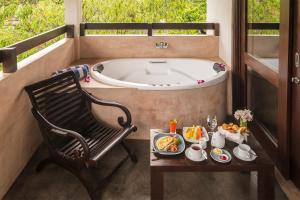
[233,147,257,161]
[210,149,232,163]
[185,147,207,162]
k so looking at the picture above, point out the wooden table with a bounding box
[150,129,275,200]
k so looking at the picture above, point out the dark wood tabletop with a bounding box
[150,129,275,200]
[150,129,274,172]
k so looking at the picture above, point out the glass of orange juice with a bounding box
[169,119,177,134]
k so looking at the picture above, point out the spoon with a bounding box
[202,150,208,160]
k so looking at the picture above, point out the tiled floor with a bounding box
[4,140,287,200]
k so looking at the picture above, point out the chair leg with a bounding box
[36,145,133,199]
[74,155,130,200]
[121,141,137,163]
[75,169,100,200]
[36,158,53,172]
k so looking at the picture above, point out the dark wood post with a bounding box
[148,23,153,36]
[1,47,17,73]
[80,23,86,36]
[67,25,75,38]
[151,168,163,200]
[257,168,275,200]
[214,23,220,36]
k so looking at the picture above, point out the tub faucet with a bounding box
[155,42,168,49]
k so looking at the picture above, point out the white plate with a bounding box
[183,126,209,143]
[153,133,185,155]
[185,147,207,162]
[233,147,257,161]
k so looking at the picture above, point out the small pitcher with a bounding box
[211,131,225,148]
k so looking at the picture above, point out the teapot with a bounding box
[211,131,225,148]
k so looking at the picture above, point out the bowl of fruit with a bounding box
[183,125,209,143]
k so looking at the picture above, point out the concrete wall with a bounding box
[0,39,75,199]
[80,36,219,58]
[207,0,233,114]
[207,0,233,66]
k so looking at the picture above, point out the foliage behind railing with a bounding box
[0,25,74,73]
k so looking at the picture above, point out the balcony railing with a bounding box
[80,22,220,36]
[247,23,280,30]
[0,25,74,73]
[0,22,280,74]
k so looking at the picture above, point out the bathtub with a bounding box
[84,58,228,139]
[90,58,227,90]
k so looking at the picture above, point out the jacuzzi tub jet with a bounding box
[93,63,104,73]
[91,58,227,90]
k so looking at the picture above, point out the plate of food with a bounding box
[218,123,249,144]
[183,126,209,143]
[153,133,185,155]
[210,148,232,163]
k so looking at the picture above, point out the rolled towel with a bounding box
[53,64,89,80]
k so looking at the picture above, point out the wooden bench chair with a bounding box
[25,71,137,199]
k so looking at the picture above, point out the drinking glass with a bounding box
[207,115,217,136]
[169,119,177,134]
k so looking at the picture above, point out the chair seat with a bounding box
[59,122,129,162]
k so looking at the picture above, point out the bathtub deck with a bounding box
[4,140,287,200]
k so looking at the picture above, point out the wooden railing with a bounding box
[247,23,280,30]
[0,25,74,73]
[80,22,220,36]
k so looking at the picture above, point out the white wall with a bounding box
[207,0,233,66]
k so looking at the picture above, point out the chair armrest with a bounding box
[33,109,90,160]
[82,90,132,128]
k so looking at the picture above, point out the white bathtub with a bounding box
[90,58,227,90]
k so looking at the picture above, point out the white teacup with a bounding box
[237,144,251,158]
[188,144,204,160]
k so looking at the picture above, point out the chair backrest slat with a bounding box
[32,75,74,95]
[25,71,87,129]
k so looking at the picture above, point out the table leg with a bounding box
[257,169,274,200]
[151,168,163,200]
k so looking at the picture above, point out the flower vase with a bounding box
[239,119,248,128]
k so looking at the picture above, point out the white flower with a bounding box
[234,109,253,122]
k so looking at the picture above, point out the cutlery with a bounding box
[249,151,258,157]
[202,150,208,159]
[153,130,171,135]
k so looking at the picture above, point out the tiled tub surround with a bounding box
[85,83,227,140]
[79,57,227,140]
